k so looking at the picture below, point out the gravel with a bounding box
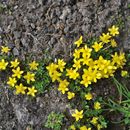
[0,0,130,129]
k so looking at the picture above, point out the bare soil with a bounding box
[0,0,130,129]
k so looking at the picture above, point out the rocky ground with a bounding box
[0,0,130,130]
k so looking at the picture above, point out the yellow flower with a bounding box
[111,39,117,47]
[58,79,69,94]
[66,68,79,80]
[80,126,87,130]
[49,70,61,82]
[91,117,98,125]
[95,55,106,68]
[99,61,117,78]
[80,68,101,87]
[108,25,119,36]
[7,77,17,87]
[106,64,117,77]
[29,61,39,70]
[80,126,91,130]
[94,102,101,110]
[80,78,91,88]
[27,86,37,97]
[73,49,81,59]
[24,72,35,84]
[87,58,97,68]
[97,124,103,130]
[57,59,66,72]
[15,83,27,95]
[1,46,10,53]
[95,56,117,78]
[96,56,108,70]
[88,68,102,82]
[92,42,103,52]
[81,45,92,58]
[72,109,83,121]
[121,70,128,77]
[67,92,75,99]
[12,67,23,79]
[0,59,8,70]
[10,59,20,68]
[81,57,92,66]
[85,93,93,100]
[73,59,81,70]
[74,36,83,47]
[70,125,76,130]
[100,33,111,43]
[46,63,58,75]
[80,69,92,87]
[111,52,126,68]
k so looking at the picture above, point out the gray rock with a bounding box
[21,38,28,47]
[13,48,19,56]
[14,104,29,125]
[52,17,57,24]
[13,31,21,39]
[8,42,15,49]
[0,39,2,44]
[81,9,91,17]
[59,6,71,20]
[50,37,56,45]
[38,0,43,5]
[30,23,35,29]
[77,1,91,8]
[11,21,17,31]
[82,24,90,32]
[23,17,29,27]
[64,26,69,33]
[55,7,61,16]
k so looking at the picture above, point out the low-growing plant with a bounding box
[0,24,128,129]
[105,77,130,125]
[34,61,51,93]
[46,25,126,129]
[45,111,64,130]
[0,45,51,97]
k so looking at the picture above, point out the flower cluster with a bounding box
[47,25,126,130]
[0,46,38,97]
